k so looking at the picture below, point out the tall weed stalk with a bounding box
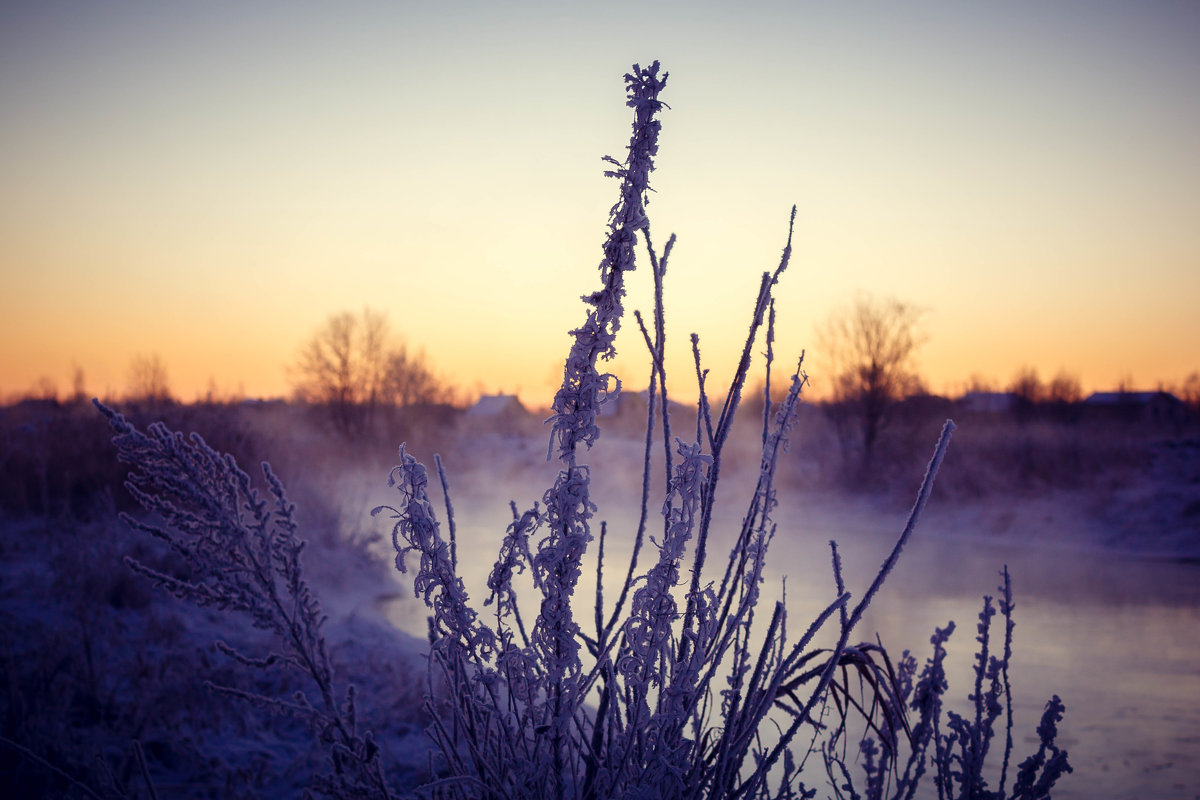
[371,62,1070,799]
[96,61,1070,798]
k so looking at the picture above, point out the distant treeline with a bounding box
[2,383,1197,523]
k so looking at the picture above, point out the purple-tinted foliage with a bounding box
[827,569,1072,800]
[94,400,393,799]
[618,440,710,693]
[1011,696,1072,799]
[373,444,495,665]
[367,61,1070,800]
[548,61,667,462]
[84,60,1071,800]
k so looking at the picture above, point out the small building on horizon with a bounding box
[1082,390,1184,424]
[958,391,1017,414]
[467,393,527,418]
[461,393,535,435]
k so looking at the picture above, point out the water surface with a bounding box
[380,476,1200,799]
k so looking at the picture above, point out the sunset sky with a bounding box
[2,1,1198,408]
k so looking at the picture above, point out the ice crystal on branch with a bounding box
[549,61,668,461]
[372,445,495,664]
[369,61,1069,800]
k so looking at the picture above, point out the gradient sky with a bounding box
[2,1,1198,407]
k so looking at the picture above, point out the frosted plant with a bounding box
[822,570,1073,800]
[95,402,393,799]
[372,61,1070,800]
[375,60,1070,800]
[95,60,1070,800]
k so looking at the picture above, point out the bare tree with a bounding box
[1182,371,1200,413]
[291,308,451,436]
[127,353,172,404]
[1046,369,1082,423]
[1008,366,1044,422]
[70,364,87,404]
[1046,370,1081,404]
[963,373,996,394]
[29,376,58,402]
[818,294,925,480]
[383,345,450,408]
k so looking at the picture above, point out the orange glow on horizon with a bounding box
[3,3,1198,410]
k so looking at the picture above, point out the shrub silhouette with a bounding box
[88,61,1071,799]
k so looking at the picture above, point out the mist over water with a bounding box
[370,429,1200,799]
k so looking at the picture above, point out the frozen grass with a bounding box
[365,62,1072,799]
[5,62,1076,799]
[0,484,428,798]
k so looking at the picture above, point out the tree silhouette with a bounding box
[1046,369,1082,423]
[126,353,172,404]
[1183,371,1200,413]
[1008,366,1044,422]
[818,294,925,481]
[291,308,451,436]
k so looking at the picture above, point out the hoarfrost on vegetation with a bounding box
[52,59,1073,800]
[367,61,1071,800]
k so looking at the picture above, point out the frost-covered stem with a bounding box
[694,361,806,679]
[712,601,786,795]
[680,208,795,656]
[581,662,614,798]
[746,422,953,799]
[434,454,457,574]
[617,440,709,698]
[487,501,537,653]
[843,419,955,634]
[530,67,669,793]
[593,344,655,651]
[665,363,803,794]
[532,464,594,792]
[644,227,677,486]
[733,591,852,800]
[547,61,667,461]
[594,227,676,652]
[375,445,494,666]
[0,737,107,800]
[715,275,770,450]
[971,595,996,781]
[714,206,795,447]
[998,566,1015,796]
[594,520,607,644]
[897,623,954,798]
[762,300,776,448]
[831,538,849,631]
[692,334,714,448]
